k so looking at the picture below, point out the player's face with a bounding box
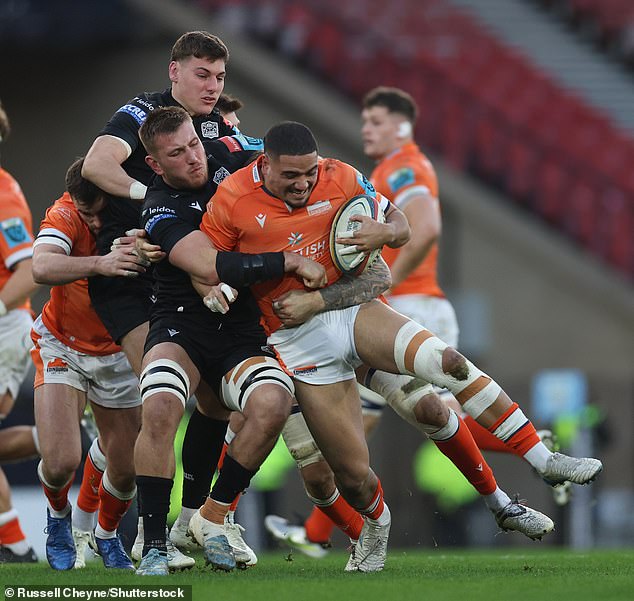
[361,105,403,160]
[262,152,319,208]
[74,197,106,235]
[170,56,226,116]
[150,121,209,190]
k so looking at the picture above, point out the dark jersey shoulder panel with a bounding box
[101,89,236,185]
[140,134,262,319]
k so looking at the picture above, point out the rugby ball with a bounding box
[329,194,386,274]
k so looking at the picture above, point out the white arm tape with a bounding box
[129,181,148,200]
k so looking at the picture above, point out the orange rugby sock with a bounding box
[434,415,498,495]
[0,512,27,545]
[97,479,134,534]
[488,403,541,457]
[77,452,103,513]
[304,506,336,544]
[463,415,517,454]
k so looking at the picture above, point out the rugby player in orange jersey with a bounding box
[0,99,40,563]
[30,159,147,571]
[198,121,602,569]
[359,87,586,492]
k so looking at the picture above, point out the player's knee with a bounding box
[282,411,324,470]
[140,400,182,441]
[413,392,449,428]
[246,385,292,436]
[140,359,190,408]
[301,460,336,499]
[441,347,470,381]
[44,453,81,484]
[334,460,371,499]
[221,356,294,414]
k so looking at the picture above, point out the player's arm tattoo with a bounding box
[318,256,391,311]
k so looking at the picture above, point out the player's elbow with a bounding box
[31,259,49,285]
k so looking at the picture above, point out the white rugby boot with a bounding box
[353,505,391,573]
[131,518,195,570]
[188,510,236,571]
[72,528,97,569]
[494,500,554,541]
[225,511,257,568]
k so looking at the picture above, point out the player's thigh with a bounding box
[294,378,368,480]
[34,383,85,463]
[193,378,230,421]
[354,299,412,372]
[120,321,149,377]
[388,295,459,347]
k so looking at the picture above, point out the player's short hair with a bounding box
[264,121,318,158]
[0,98,10,143]
[65,158,104,208]
[215,93,243,116]
[139,106,191,155]
[363,86,418,123]
[171,31,229,63]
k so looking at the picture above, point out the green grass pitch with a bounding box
[2,549,633,601]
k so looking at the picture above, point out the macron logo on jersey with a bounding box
[189,201,203,212]
[255,213,267,228]
[118,104,148,125]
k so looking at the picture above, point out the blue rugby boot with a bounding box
[45,509,76,570]
[96,535,134,570]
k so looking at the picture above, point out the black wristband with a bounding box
[216,251,285,287]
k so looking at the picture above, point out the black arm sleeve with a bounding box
[215,251,285,287]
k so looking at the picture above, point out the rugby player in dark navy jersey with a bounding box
[82,31,235,375]
[132,107,326,575]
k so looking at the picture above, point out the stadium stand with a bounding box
[195,0,634,280]
[531,0,634,67]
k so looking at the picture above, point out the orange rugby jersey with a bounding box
[201,156,387,333]
[34,193,119,355]
[0,167,34,311]
[371,142,444,298]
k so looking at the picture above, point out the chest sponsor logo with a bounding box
[293,365,317,376]
[1,217,30,248]
[212,166,231,185]
[255,213,267,228]
[201,121,219,139]
[288,232,303,246]
[293,238,327,259]
[307,200,332,216]
[46,357,69,374]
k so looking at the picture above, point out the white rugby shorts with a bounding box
[268,306,363,385]
[0,309,34,402]
[31,316,140,409]
[387,294,459,347]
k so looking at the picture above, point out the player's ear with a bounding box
[168,60,179,84]
[396,121,412,139]
[145,155,163,176]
